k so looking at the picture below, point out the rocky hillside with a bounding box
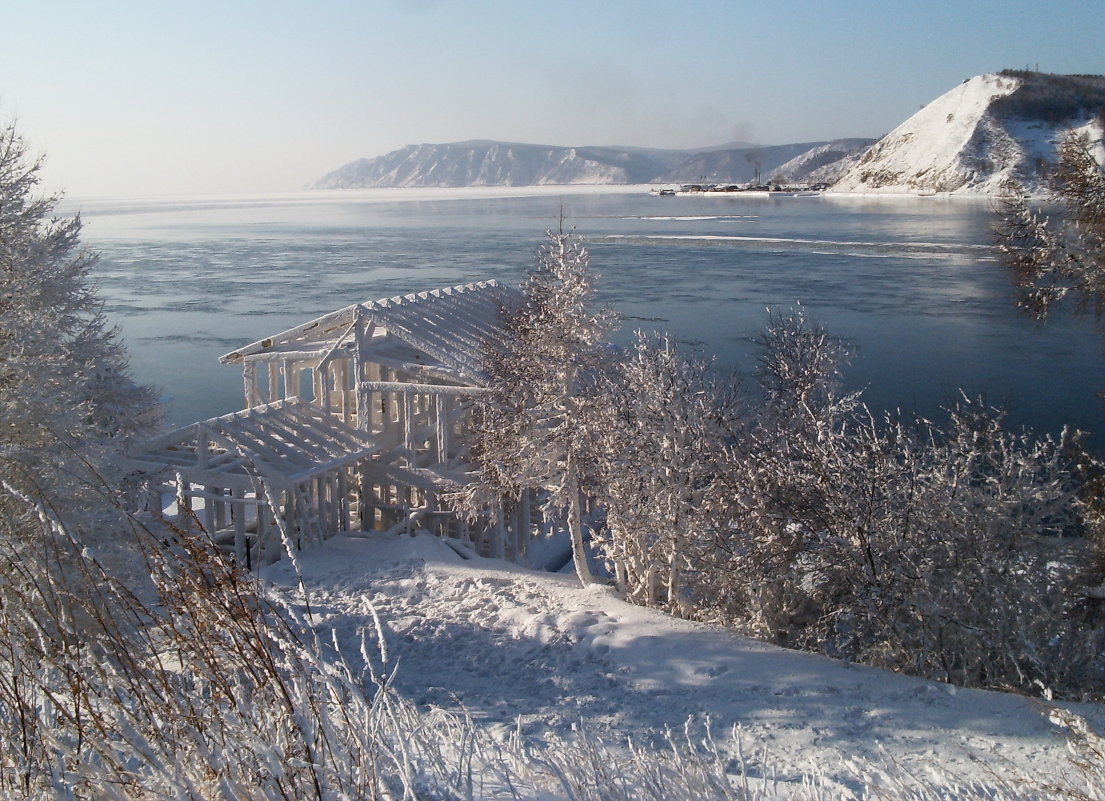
[311,139,873,189]
[830,71,1105,195]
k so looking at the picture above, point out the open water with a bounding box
[69,187,1105,450]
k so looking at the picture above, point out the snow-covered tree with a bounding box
[996,129,1105,319]
[702,308,1097,696]
[995,128,1105,647]
[595,332,741,612]
[460,229,617,585]
[0,119,159,542]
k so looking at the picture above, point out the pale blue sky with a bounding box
[3,0,1103,198]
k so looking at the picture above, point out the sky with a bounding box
[3,0,1103,199]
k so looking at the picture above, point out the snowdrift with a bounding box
[262,532,1105,791]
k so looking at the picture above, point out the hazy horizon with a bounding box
[5,0,1103,198]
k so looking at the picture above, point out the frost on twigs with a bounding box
[460,222,1103,697]
[698,307,1101,698]
[594,331,742,613]
[996,130,1105,321]
[0,118,159,555]
[456,228,618,586]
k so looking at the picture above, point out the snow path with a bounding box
[262,533,1101,786]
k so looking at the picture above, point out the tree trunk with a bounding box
[566,468,594,586]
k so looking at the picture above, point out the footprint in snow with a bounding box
[693,664,730,678]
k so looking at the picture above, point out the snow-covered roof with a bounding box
[220,279,522,383]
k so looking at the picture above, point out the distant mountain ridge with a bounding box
[311,138,875,189]
[312,71,1105,194]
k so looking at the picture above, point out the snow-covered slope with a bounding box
[262,532,1103,793]
[312,139,872,189]
[312,141,675,188]
[769,138,875,184]
[649,140,875,185]
[831,72,1105,195]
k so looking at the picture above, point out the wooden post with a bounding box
[338,468,349,531]
[268,362,280,404]
[254,498,267,567]
[357,469,369,531]
[215,488,228,531]
[402,392,413,463]
[313,475,322,536]
[195,424,215,534]
[175,473,192,531]
[243,362,258,408]
[379,366,391,438]
[315,366,327,412]
[233,486,246,563]
[436,395,449,464]
[354,311,366,428]
[366,361,381,432]
[334,359,346,421]
[329,474,338,532]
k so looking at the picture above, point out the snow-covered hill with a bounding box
[650,139,874,185]
[313,71,1103,193]
[311,141,680,188]
[311,139,874,189]
[772,138,874,185]
[831,71,1105,195]
[262,532,1103,794]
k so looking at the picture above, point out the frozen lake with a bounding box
[70,186,1105,449]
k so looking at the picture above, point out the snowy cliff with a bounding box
[831,71,1105,195]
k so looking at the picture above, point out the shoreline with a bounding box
[60,181,1025,211]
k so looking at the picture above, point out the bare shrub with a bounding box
[0,484,470,799]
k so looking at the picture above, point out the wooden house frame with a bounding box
[127,280,535,567]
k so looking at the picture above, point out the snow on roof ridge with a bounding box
[370,279,504,311]
[220,279,512,364]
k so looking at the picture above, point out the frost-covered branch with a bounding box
[457,229,617,585]
[996,130,1105,320]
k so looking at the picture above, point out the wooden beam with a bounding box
[243,349,327,365]
[359,352,465,385]
[220,303,360,364]
[358,381,490,396]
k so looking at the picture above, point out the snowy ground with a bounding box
[262,533,1102,790]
